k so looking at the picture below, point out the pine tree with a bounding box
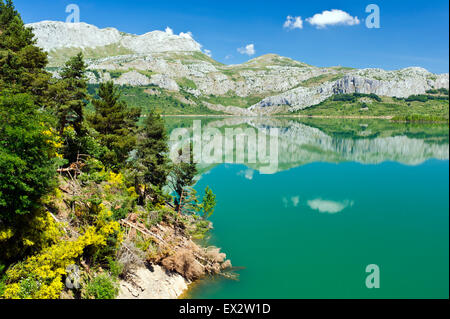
[134,110,171,200]
[0,0,51,107]
[169,143,198,208]
[89,81,140,169]
[179,187,200,215]
[54,52,88,136]
[200,186,216,219]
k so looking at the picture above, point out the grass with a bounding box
[300,73,344,87]
[201,93,265,108]
[176,77,198,90]
[137,70,155,78]
[163,52,224,67]
[97,84,225,116]
[241,54,309,68]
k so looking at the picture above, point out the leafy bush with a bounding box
[0,93,58,222]
[109,71,124,79]
[106,257,124,278]
[84,273,118,299]
[332,94,356,102]
[426,88,449,95]
[332,93,382,103]
[404,94,449,102]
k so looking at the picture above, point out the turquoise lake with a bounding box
[165,117,449,299]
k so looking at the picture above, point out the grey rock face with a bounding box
[26,21,202,53]
[250,68,449,113]
[114,71,151,86]
[149,74,180,91]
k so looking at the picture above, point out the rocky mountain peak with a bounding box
[26,21,202,53]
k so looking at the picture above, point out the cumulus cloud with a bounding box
[306,9,360,28]
[282,196,300,208]
[165,27,174,35]
[237,44,255,56]
[179,31,194,39]
[283,16,303,30]
[307,199,354,214]
[225,54,233,60]
[291,196,300,207]
[238,169,254,180]
[164,27,196,41]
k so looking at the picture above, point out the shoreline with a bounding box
[117,264,190,299]
[161,114,396,119]
[117,218,232,300]
[161,114,449,123]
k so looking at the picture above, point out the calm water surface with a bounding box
[165,117,449,299]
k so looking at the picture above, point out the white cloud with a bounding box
[281,195,300,208]
[203,49,212,57]
[179,31,194,39]
[283,16,303,30]
[306,9,360,28]
[238,169,254,180]
[225,54,233,60]
[307,199,354,214]
[165,27,174,35]
[237,44,255,56]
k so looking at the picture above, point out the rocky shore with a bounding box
[116,214,232,299]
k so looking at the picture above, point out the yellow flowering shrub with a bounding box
[127,187,139,202]
[0,211,63,261]
[0,228,14,241]
[104,172,125,193]
[41,126,63,159]
[1,206,122,299]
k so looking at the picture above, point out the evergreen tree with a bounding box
[134,110,171,201]
[169,143,198,208]
[89,81,140,169]
[179,187,200,215]
[54,52,88,136]
[0,0,51,107]
[200,186,216,219]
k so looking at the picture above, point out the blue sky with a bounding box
[14,0,449,73]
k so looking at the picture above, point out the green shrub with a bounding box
[109,71,124,79]
[17,276,40,299]
[405,94,449,102]
[0,93,58,223]
[426,88,449,95]
[106,257,124,278]
[332,94,356,102]
[332,93,382,103]
[84,273,118,299]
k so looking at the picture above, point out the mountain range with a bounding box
[27,21,450,115]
